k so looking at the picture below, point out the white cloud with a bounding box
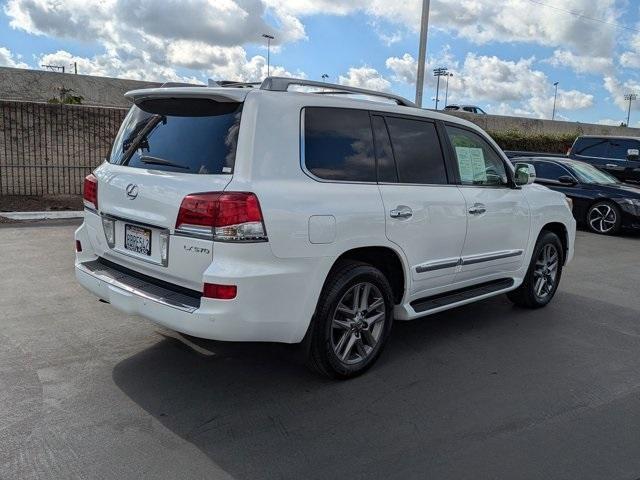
[603,75,640,113]
[0,46,28,68]
[386,51,593,118]
[339,66,391,92]
[545,49,613,75]
[620,33,640,69]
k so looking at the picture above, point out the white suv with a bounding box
[75,77,576,378]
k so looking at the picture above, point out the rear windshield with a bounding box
[109,98,242,174]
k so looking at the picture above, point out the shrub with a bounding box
[488,129,577,154]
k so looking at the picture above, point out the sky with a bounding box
[1,0,640,126]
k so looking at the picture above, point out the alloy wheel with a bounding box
[331,282,386,365]
[588,204,617,234]
[533,244,559,299]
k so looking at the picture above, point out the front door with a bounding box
[372,115,467,299]
[444,125,531,283]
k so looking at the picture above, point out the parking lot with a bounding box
[2,221,640,479]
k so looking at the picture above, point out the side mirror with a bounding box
[627,148,639,161]
[558,175,577,185]
[514,163,536,186]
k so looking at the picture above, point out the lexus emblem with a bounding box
[125,183,139,200]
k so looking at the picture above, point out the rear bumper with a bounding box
[75,219,329,344]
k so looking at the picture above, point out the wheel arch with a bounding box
[327,246,407,305]
[540,222,569,264]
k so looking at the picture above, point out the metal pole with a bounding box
[262,34,274,78]
[444,73,452,108]
[434,74,441,109]
[415,0,430,107]
[624,94,637,127]
[552,81,559,120]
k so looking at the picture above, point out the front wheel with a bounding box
[508,231,564,309]
[586,201,621,235]
[307,261,394,379]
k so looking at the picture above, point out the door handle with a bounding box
[468,203,487,215]
[605,163,618,168]
[390,206,413,219]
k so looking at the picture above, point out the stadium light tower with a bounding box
[433,67,448,110]
[262,33,275,77]
[625,93,637,127]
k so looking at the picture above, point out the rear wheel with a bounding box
[586,201,621,235]
[508,231,563,309]
[307,261,394,379]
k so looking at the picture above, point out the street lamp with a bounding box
[625,93,637,127]
[552,81,559,120]
[444,72,453,108]
[262,33,275,78]
[433,67,448,110]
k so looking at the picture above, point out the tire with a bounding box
[507,231,564,309]
[586,201,621,235]
[307,261,394,379]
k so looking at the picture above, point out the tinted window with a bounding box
[304,108,376,182]
[446,126,508,186]
[110,98,242,174]
[607,139,638,160]
[533,161,570,181]
[573,138,609,158]
[385,117,448,184]
[463,107,474,112]
[371,116,398,183]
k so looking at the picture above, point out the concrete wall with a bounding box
[441,110,640,137]
[0,66,161,107]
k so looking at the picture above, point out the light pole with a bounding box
[433,67,448,110]
[415,0,431,107]
[262,33,274,78]
[444,72,453,108]
[552,81,559,120]
[625,93,637,127]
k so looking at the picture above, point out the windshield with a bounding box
[570,162,618,185]
[109,98,242,174]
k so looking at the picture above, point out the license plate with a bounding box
[124,224,152,256]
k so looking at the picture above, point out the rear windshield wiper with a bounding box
[139,155,189,169]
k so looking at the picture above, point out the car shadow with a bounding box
[112,291,640,479]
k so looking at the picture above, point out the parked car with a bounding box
[512,156,640,235]
[444,104,487,115]
[568,135,640,184]
[75,77,576,378]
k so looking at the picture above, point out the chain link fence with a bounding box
[0,100,128,196]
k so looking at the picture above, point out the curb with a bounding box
[0,211,83,221]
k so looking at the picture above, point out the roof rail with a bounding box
[260,76,416,107]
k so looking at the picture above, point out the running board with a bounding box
[410,278,515,313]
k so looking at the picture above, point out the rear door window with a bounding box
[385,117,448,184]
[573,138,609,158]
[110,98,242,174]
[303,107,376,182]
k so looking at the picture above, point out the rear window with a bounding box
[109,98,242,174]
[303,107,376,182]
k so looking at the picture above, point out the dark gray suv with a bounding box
[568,135,640,184]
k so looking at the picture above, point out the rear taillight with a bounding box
[175,192,267,242]
[83,174,98,210]
[203,283,237,300]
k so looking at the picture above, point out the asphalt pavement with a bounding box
[2,222,640,480]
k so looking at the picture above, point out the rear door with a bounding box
[603,138,640,183]
[375,114,468,298]
[90,95,244,290]
[444,125,530,283]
